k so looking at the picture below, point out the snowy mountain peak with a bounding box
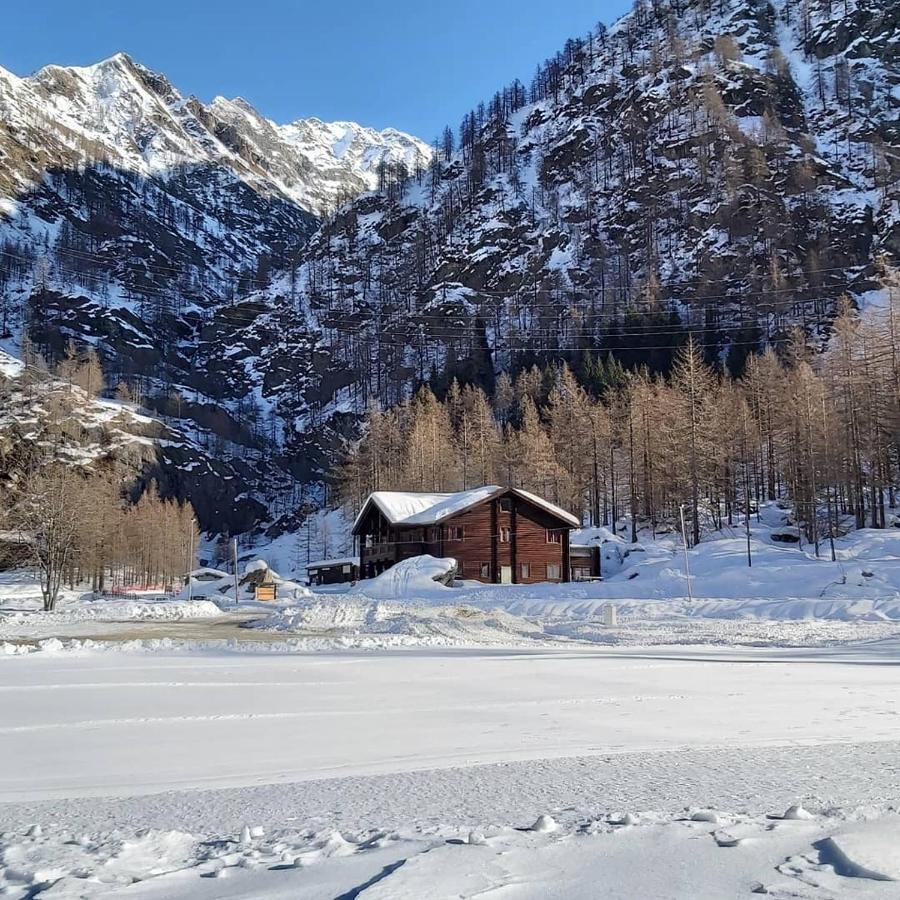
[1,54,431,216]
[275,117,432,203]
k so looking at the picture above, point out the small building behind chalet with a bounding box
[352,486,579,584]
[306,557,360,586]
[570,544,602,581]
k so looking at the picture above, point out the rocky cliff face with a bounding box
[281,0,898,383]
[213,0,898,519]
[0,53,429,532]
[0,0,897,537]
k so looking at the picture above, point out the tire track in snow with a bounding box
[0,681,336,691]
[0,695,690,733]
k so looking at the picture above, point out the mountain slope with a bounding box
[0,53,430,532]
[222,0,895,514]
[0,0,897,539]
[206,98,433,215]
[0,53,430,214]
[277,0,898,395]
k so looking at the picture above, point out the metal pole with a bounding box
[746,499,752,568]
[232,538,240,605]
[680,503,694,604]
[187,524,194,602]
[745,462,752,568]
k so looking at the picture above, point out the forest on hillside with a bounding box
[0,0,895,546]
[338,295,900,554]
[0,354,200,609]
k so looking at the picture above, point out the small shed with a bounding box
[306,557,360,587]
[570,544,602,581]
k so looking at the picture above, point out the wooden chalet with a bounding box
[352,486,580,584]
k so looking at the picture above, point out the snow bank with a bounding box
[349,555,457,601]
[818,817,900,881]
[0,805,885,900]
[178,562,313,605]
[0,599,222,640]
[248,597,546,647]
[244,559,269,576]
[454,518,900,624]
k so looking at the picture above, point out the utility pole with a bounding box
[187,524,194,602]
[821,394,837,562]
[680,503,694,604]
[232,537,240,605]
[741,407,752,568]
[745,462,752,568]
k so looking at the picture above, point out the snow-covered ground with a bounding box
[0,643,899,897]
[6,510,900,650]
[244,514,900,650]
[0,573,226,641]
[2,511,900,896]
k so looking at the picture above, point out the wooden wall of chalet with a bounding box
[440,497,570,583]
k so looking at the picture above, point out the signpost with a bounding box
[680,503,694,605]
[255,583,277,602]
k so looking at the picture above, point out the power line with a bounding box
[0,245,886,357]
[1,281,858,339]
[0,243,875,298]
[319,332,817,353]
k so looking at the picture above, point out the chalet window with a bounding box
[448,526,465,541]
[520,563,530,579]
[546,530,562,544]
[365,535,374,548]
[547,563,561,580]
[499,526,511,543]
[427,527,439,542]
[499,498,513,511]
[480,563,491,579]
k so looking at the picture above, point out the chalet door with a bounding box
[500,566,512,584]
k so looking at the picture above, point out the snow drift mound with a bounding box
[0,599,222,639]
[349,555,457,601]
[247,597,547,647]
[817,817,900,881]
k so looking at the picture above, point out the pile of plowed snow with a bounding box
[178,561,313,605]
[0,598,222,640]
[246,556,552,646]
[348,555,457,600]
[247,598,547,647]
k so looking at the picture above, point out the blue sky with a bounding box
[0,0,632,140]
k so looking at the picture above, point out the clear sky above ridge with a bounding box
[1,0,633,140]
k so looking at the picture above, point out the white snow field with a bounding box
[1,642,900,897]
[2,513,900,896]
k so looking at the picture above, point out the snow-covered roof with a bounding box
[512,489,581,528]
[353,486,579,532]
[189,567,230,580]
[306,557,360,570]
